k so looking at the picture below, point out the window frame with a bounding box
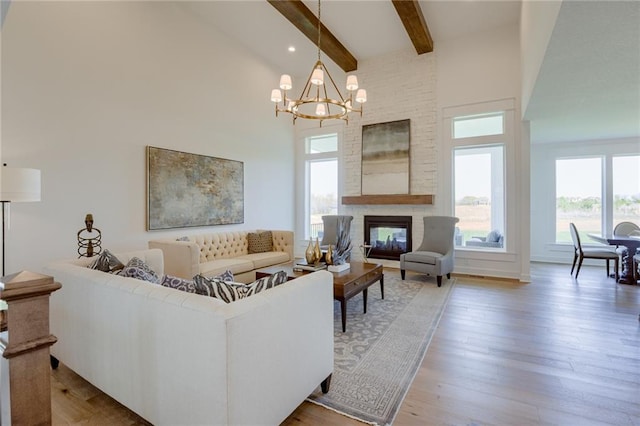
[442,99,516,256]
[295,124,343,241]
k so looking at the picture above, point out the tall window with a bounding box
[454,145,505,248]
[451,112,506,250]
[305,134,338,239]
[612,155,640,227]
[555,158,602,243]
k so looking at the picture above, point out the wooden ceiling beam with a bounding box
[392,0,433,54]
[267,0,358,72]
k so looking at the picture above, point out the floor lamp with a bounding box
[0,166,41,276]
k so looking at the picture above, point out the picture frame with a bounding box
[361,119,410,195]
[146,146,244,230]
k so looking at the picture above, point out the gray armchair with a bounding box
[400,216,459,287]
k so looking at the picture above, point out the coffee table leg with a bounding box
[380,274,384,299]
[363,288,368,314]
[341,300,347,332]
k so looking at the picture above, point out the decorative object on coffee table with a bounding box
[305,240,316,264]
[77,213,102,258]
[328,216,352,272]
[325,245,333,265]
[313,238,322,264]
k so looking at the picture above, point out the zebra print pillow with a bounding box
[88,249,125,273]
[193,270,288,303]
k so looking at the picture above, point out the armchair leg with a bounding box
[321,374,332,394]
[437,276,442,287]
[400,269,405,280]
[446,273,451,279]
[571,253,578,275]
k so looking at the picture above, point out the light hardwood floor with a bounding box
[50,263,640,425]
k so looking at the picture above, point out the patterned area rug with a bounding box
[307,271,455,426]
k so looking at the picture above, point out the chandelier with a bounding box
[270,0,366,124]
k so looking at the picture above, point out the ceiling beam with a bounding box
[267,0,358,72]
[392,0,433,54]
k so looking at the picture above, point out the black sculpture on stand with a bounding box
[77,213,102,258]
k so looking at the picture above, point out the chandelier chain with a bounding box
[317,0,321,62]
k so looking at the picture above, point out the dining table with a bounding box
[588,233,640,284]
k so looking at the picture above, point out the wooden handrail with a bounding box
[0,271,61,425]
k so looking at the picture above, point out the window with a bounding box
[555,157,602,243]
[448,108,508,251]
[453,113,504,139]
[554,155,640,243]
[304,134,338,239]
[454,145,505,249]
[612,155,640,227]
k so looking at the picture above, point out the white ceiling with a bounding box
[181,0,640,145]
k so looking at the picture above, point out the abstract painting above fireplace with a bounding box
[364,215,412,261]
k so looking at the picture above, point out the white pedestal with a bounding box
[328,263,350,273]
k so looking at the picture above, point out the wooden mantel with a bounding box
[341,194,433,205]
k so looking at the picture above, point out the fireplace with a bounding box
[364,216,412,261]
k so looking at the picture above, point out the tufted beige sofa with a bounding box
[149,230,293,283]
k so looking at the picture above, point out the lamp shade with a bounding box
[1,168,41,202]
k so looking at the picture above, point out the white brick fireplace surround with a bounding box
[342,49,437,269]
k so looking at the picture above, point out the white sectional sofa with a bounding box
[149,230,293,283]
[44,249,334,426]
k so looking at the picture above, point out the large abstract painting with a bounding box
[147,146,244,230]
[361,119,410,195]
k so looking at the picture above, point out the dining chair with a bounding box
[569,223,619,279]
[612,221,640,259]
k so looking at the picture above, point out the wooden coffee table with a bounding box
[256,261,384,332]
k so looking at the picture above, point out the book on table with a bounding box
[293,260,327,271]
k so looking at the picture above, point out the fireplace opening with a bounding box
[364,216,412,261]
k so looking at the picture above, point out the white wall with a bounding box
[531,137,640,264]
[1,2,295,274]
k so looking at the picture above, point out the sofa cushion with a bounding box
[88,249,125,273]
[486,230,502,243]
[248,231,273,254]
[238,251,290,269]
[402,251,442,265]
[118,257,160,283]
[199,258,254,277]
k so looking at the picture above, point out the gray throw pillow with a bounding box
[118,257,160,283]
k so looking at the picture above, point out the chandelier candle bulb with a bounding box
[346,75,358,91]
[270,89,282,103]
[311,68,324,85]
[279,74,292,90]
[316,104,327,116]
[355,89,367,103]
